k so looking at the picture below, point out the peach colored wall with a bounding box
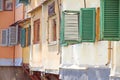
[0,0,15,59]
[15,4,24,22]
[14,4,24,60]
[15,45,22,58]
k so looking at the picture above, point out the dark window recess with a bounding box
[48,2,55,17]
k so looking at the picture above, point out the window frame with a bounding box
[48,15,57,45]
[33,19,40,44]
[4,0,13,11]
[60,11,80,46]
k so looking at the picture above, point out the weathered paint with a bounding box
[14,4,25,66]
[61,0,107,68]
[61,41,108,66]
[112,41,120,76]
[19,19,31,64]
[30,7,43,71]
[41,0,60,74]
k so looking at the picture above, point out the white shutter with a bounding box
[0,29,8,46]
[0,0,3,11]
[64,12,79,41]
[9,25,18,46]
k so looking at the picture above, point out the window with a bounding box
[48,1,55,17]
[0,0,3,11]
[100,0,120,40]
[80,8,96,42]
[0,29,9,46]
[49,17,57,43]
[0,0,13,11]
[4,0,13,10]
[34,19,40,44]
[61,11,80,46]
[8,25,18,46]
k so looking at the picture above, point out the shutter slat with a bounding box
[0,29,8,46]
[9,25,18,46]
[80,8,96,42]
[60,11,80,45]
[64,12,79,41]
[101,0,120,40]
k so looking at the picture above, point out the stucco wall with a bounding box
[30,7,42,70]
[0,0,15,60]
[42,0,60,72]
[15,4,24,22]
[61,0,108,67]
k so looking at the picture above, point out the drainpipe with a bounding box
[57,0,61,55]
[84,0,86,8]
[106,41,112,66]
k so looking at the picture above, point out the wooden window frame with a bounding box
[48,16,57,45]
[33,19,40,44]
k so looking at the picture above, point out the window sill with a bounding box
[48,41,57,46]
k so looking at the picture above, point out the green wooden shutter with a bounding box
[100,0,120,40]
[28,25,31,46]
[60,11,80,46]
[19,0,29,5]
[20,28,26,47]
[80,8,96,42]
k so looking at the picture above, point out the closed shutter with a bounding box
[100,0,120,40]
[61,11,80,45]
[8,25,18,46]
[80,8,96,42]
[20,28,26,47]
[28,25,31,46]
[0,0,3,11]
[0,29,8,46]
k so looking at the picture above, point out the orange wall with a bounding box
[15,4,24,59]
[0,0,15,58]
[15,4,24,22]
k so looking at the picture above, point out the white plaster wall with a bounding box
[61,41,108,66]
[112,41,120,75]
[61,0,109,67]
[29,8,43,70]
[62,0,84,11]
[41,0,60,72]
[86,0,100,8]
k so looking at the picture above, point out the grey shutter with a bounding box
[9,25,18,46]
[64,12,79,41]
[61,11,80,45]
[0,0,3,11]
[0,29,8,46]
